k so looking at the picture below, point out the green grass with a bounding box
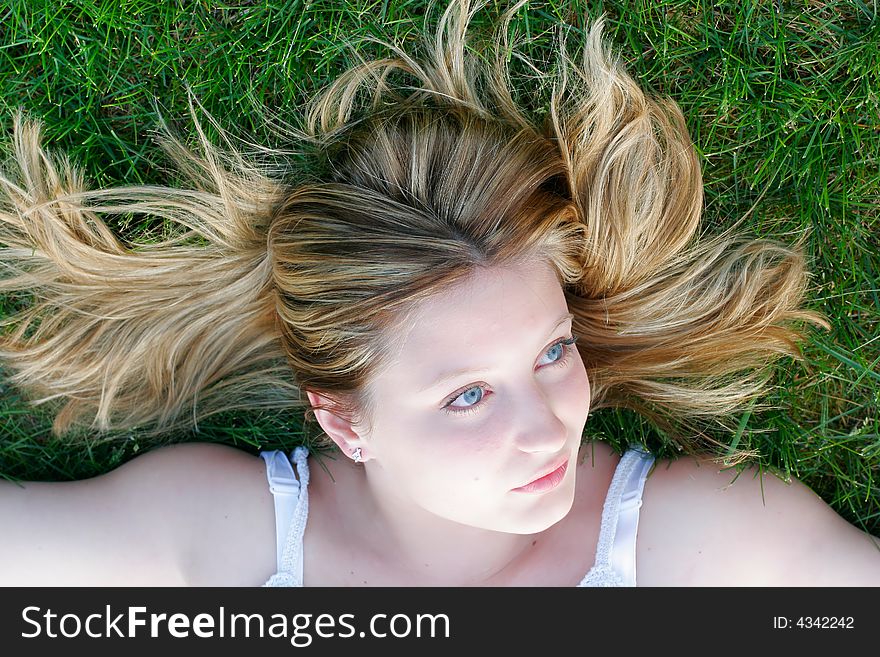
[0,0,878,537]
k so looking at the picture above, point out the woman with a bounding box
[0,0,877,586]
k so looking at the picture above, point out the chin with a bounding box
[508,485,577,535]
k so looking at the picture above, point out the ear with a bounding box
[305,390,369,461]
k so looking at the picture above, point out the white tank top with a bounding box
[261,445,654,587]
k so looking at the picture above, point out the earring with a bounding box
[352,447,363,463]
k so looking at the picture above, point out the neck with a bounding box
[311,442,613,586]
[373,492,536,585]
[344,464,574,587]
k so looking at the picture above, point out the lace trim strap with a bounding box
[581,445,655,586]
[260,446,311,586]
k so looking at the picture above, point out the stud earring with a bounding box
[352,447,363,463]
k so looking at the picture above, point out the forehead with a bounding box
[381,260,569,373]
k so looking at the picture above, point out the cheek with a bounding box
[566,355,591,418]
[409,418,508,486]
[376,410,479,470]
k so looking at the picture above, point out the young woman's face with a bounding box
[358,258,591,534]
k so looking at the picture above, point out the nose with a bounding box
[510,383,568,453]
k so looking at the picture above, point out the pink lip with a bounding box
[512,458,570,494]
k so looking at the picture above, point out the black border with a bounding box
[1,587,874,654]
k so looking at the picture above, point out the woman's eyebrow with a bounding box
[419,312,574,392]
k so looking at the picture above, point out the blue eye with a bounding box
[543,341,566,363]
[441,335,579,416]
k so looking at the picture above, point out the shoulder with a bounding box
[636,453,880,585]
[110,441,267,483]
[109,443,273,522]
[111,442,278,585]
[0,442,276,585]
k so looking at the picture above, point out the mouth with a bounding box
[511,458,570,494]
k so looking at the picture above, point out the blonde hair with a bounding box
[0,0,829,457]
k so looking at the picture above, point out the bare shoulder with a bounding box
[115,442,278,586]
[0,442,276,585]
[636,453,880,586]
[109,441,268,493]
